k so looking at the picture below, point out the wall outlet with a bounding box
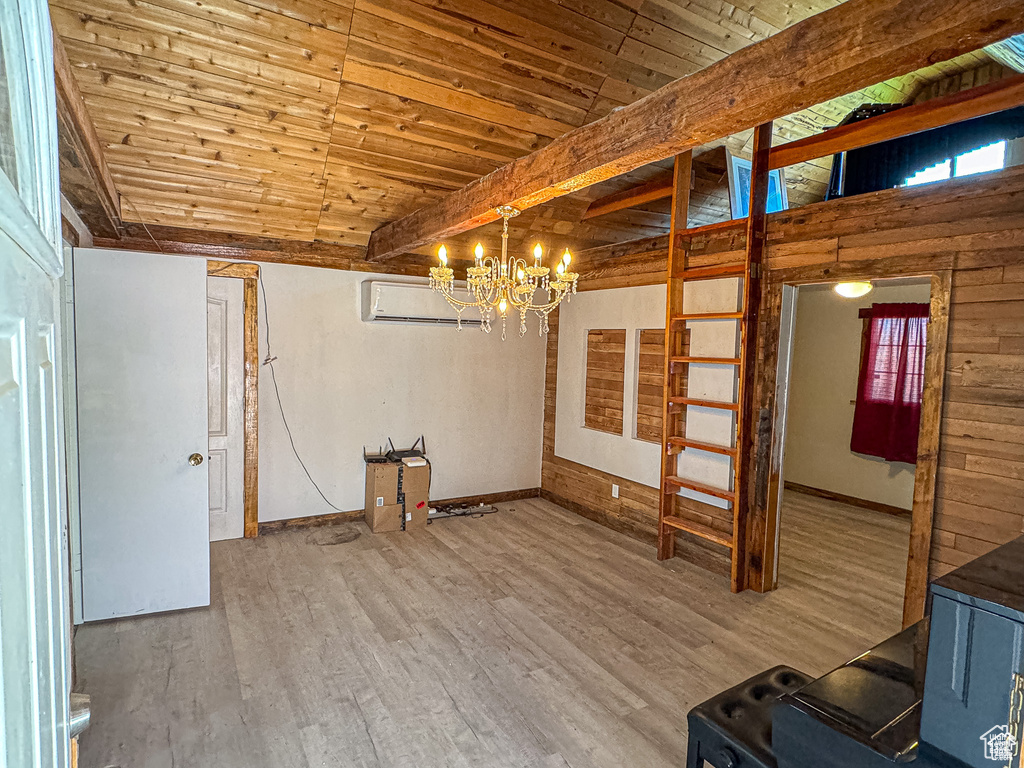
[611,483,619,499]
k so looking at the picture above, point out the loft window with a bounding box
[904,140,1007,187]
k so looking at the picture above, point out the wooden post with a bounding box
[734,122,772,593]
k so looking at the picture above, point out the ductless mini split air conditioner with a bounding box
[360,280,482,326]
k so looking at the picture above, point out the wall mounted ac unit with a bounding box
[360,280,481,326]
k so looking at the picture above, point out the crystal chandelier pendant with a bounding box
[426,205,580,339]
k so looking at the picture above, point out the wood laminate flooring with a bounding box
[75,493,911,767]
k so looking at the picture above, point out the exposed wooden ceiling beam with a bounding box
[577,71,1024,222]
[769,72,1024,170]
[581,177,674,220]
[52,31,122,239]
[94,224,428,275]
[364,0,1024,262]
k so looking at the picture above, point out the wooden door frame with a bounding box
[207,260,259,538]
[746,254,952,627]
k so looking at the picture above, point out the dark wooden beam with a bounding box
[53,31,121,239]
[94,224,430,275]
[364,0,1024,262]
[736,122,772,593]
[582,177,674,220]
[769,71,1024,170]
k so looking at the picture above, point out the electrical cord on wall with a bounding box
[258,276,347,513]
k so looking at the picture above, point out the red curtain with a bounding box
[850,303,930,464]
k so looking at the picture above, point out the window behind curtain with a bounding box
[851,304,930,464]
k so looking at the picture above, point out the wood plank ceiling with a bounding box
[51,0,998,259]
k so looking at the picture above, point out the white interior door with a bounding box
[0,1,72,766]
[207,276,244,541]
[75,248,210,620]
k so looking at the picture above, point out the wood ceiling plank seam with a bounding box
[121,211,319,240]
[354,0,611,89]
[69,69,334,134]
[396,0,624,78]
[116,179,325,212]
[109,158,330,193]
[89,108,331,158]
[115,178,325,209]
[51,0,347,80]
[325,124,507,178]
[320,160,474,193]
[53,11,341,106]
[61,38,337,124]
[339,59,573,138]
[627,15,733,67]
[103,152,326,192]
[551,0,638,34]
[662,0,782,41]
[344,31,593,126]
[79,91,330,145]
[321,144,481,180]
[323,128,502,176]
[474,0,631,55]
[332,81,546,155]
[99,131,328,175]
[233,0,355,33]
[123,199,320,231]
[134,0,353,48]
[107,164,329,200]
[615,37,707,81]
[330,105,523,165]
[637,0,771,54]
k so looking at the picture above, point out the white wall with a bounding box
[555,281,740,508]
[784,279,931,510]
[257,263,545,521]
[554,285,664,488]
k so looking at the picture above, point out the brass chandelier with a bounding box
[428,205,580,340]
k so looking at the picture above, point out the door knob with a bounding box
[188,453,204,466]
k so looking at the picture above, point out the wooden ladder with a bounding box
[657,124,772,593]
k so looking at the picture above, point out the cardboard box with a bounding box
[401,463,430,530]
[364,462,399,522]
[366,503,403,534]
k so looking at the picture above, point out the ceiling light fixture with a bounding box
[429,205,579,340]
[833,281,873,299]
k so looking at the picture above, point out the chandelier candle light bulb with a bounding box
[428,205,580,340]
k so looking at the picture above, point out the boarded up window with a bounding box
[585,329,626,435]
[636,329,666,443]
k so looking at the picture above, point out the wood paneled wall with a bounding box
[543,164,1024,581]
[636,329,666,444]
[584,329,627,435]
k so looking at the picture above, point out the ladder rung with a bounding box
[671,312,743,322]
[670,356,741,366]
[667,437,737,456]
[664,476,736,502]
[668,397,739,412]
[676,264,746,281]
[661,516,735,549]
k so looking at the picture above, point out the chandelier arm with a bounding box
[439,288,488,310]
